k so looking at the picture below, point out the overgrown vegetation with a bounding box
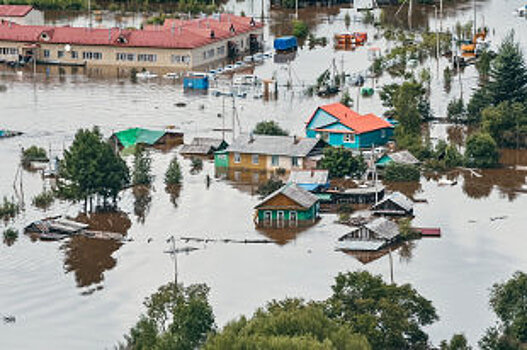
[32,190,55,209]
[257,177,284,198]
[384,163,420,182]
[0,197,19,221]
[253,121,289,136]
[319,147,366,179]
[292,20,309,40]
[190,157,203,174]
[464,133,500,168]
[21,145,48,167]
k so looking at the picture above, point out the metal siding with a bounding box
[358,128,393,148]
[307,109,338,130]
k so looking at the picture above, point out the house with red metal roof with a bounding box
[305,102,394,149]
[0,5,43,25]
[0,14,262,69]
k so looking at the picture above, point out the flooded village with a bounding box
[1,0,527,349]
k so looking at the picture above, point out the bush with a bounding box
[22,145,48,167]
[465,133,500,168]
[292,20,309,40]
[447,98,466,123]
[253,121,289,136]
[384,163,420,182]
[257,178,284,198]
[3,227,18,240]
[32,190,55,209]
[190,157,203,173]
[165,156,183,186]
[0,197,19,221]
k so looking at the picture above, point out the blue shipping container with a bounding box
[183,75,209,90]
[274,36,298,51]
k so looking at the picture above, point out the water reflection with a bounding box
[256,225,311,245]
[165,185,181,208]
[215,168,272,196]
[384,180,423,199]
[61,211,131,291]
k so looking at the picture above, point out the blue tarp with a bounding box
[183,75,209,90]
[274,36,298,51]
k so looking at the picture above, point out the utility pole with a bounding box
[167,236,178,286]
[88,0,92,28]
[295,0,298,20]
[439,0,443,32]
[407,0,412,29]
[435,5,439,77]
[473,0,477,37]
[222,96,226,141]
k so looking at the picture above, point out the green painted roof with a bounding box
[114,128,165,148]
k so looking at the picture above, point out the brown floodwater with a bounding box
[1,0,527,348]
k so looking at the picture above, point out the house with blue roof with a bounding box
[305,103,394,149]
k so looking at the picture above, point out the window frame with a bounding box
[234,153,241,163]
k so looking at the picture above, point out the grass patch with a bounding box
[0,197,20,221]
[32,190,55,209]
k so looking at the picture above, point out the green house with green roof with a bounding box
[110,127,183,151]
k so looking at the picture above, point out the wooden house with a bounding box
[110,127,183,151]
[305,103,394,149]
[376,150,419,168]
[254,184,320,227]
[180,137,228,157]
[337,217,399,251]
[218,134,326,172]
[288,169,329,192]
[371,191,414,216]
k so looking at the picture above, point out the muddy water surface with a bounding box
[1,1,527,348]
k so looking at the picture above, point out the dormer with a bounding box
[229,24,235,34]
[39,29,54,42]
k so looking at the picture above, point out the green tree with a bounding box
[124,283,215,350]
[476,49,494,83]
[59,127,129,207]
[444,145,464,168]
[132,146,153,186]
[479,271,527,350]
[464,133,500,168]
[482,102,527,148]
[467,86,492,125]
[487,33,527,106]
[164,156,182,186]
[340,89,353,107]
[257,177,284,198]
[384,162,420,182]
[447,98,467,123]
[440,334,472,350]
[253,121,289,136]
[325,271,438,350]
[292,20,309,40]
[319,147,366,178]
[203,298,371,350]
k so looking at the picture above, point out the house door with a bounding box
[289,211,298,227]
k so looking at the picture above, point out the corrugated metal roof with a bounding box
[288,170,329,185]
[365,217,399,240]
[386,150,420,165]
[372,191,413,212]
[0,5,33,17]
[255,183,319,209]
[226,134,322,157]
[113,128,165,148]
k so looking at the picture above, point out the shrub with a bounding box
[3,227,18,240]
[21,145,48,167]
[165,156,183,186]
[190,157,203,173]
[132,147,153,186]
[292,20,308,40]
[384,163,420,182]
[32,190,55,209]
[0,197,19,221]
[257,178,284,198]
[253,121,289,136]
[465,133,500,168]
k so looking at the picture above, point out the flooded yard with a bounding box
[1,0,527,348]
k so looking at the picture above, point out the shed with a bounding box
[337,217,399,251]
[274,36,298,52]
[376,150,419,168]
[254,183,319,227]
[110,128,183,150]
[180,137,228,156]
[371,191,414,216]
[288,169,329,192]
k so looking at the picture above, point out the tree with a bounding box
[319,147,366,178]
[132,146,153,186]
[447,98,467,123]
[325,271,438,350]
[203,298,371,350]
[479,271,527,350]
[123,283,215,350]
[253,121,289,136]
[384,162,420,182]
[257,177,284,198]
[59,127,129,207]
[482,102,527,148]
[292,20,309,40]
[464,133,500,168]
[487,33,527,106]
[444,145,464,168]
[440,334,472,350]
[467,86,492,125]
[164,156,182,187]
[340,89,353,107]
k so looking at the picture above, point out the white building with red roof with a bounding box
[305,102,394,149]
[0,5,43,25]
[0,14,262,69]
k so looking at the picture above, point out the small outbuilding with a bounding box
[337,217,399,251]
[288,169,329,193]
[376,150,419,168]
[371,191,414,216]
[110,127,183,151]
[254,183,320,227]
[180,137,228,156]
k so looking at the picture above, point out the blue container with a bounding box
[274,36,298,52]
[183,75,209,90]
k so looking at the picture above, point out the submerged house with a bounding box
[110,127,183,151]
[180,137,228,156]
[254,183,320,227]
[371,191,413,216]
[305,103,393,149]
[337,217,399,251]
[215,134,326,172]
[0,5,43,25]
[376,150,419,168]
[288,169,329,192]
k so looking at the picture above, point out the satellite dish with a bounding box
[64,44,71,52]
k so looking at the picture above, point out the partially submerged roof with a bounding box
[288,170,329,185]
[364,217,399,240]
[0,5,33,17]
[372,191,413,212]
[255,183,319,209]
[226,134,323,157]
[307,102,393,134]
[113,128,166,148]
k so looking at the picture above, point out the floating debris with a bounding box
[3,315,16,323]
[490,216,508,222]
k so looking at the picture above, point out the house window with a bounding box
[83,51,102,60]
[264,211,272,224]
[271,155,279,166]
[171,54,189,64]
[43,49,50,58]
[71,51,78,59]
[381,129,386,138]
[127,54,135,61]
[291,157,299,167]
[343,133,355,143]
[217,46,225,56]
[277,211,285,222]
[289,211,298,226]
[57,50,64,58]
[116,52,126,61]
[138,54,157,62]
[234,153,241,163]
[252,154,259,164]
